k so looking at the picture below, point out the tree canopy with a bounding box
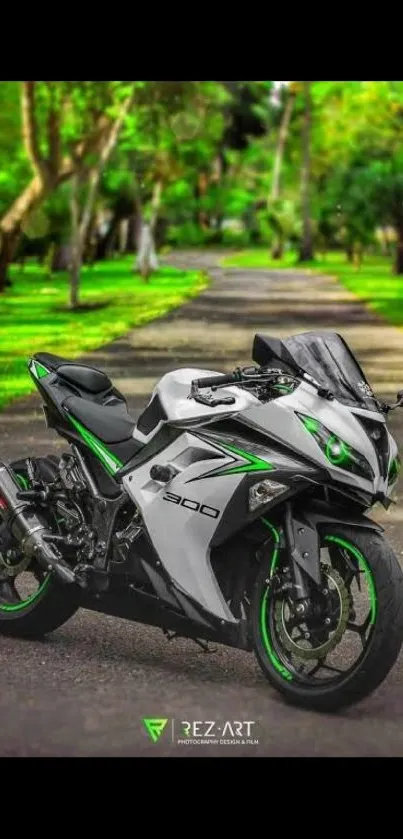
[2,80,403,291]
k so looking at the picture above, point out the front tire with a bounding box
[252,525,403,712]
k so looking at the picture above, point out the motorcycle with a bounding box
[1,330,403,712]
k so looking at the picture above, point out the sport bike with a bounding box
[1,330,403,712]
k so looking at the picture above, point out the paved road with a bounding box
[2,250,403,756]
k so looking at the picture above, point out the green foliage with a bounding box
[0,83,30,216]
[4,79,403,278]
[0,258,207,410]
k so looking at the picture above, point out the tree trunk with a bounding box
[0,85,134,293]
[118,219,129,254]
[346,243,354,262]
[0,176,46,290]
[126,213,137,253]
[135,180,163,281]
[0,230,20,291]
[197,171,210,230]
[298,81,314,262]
[270,91,296,203]
[136,224,158,281]
[68,95,134,305]
[395,226,403,275]
[271,233,284,259]
[134,195,143,251]
[69,172,81,309]
[271,235,284,260]
[353,243,363,270]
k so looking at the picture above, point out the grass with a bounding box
[222,248,403,327]
[0,256,207,410]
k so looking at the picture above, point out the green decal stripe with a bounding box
[325,535,377,625]
[15,472,29,490]
[388,456,400,483]
[35,362,50,379]
[67,414,123,476]
[217,442,274,476]
[31,360,50,380]
[0,574,51,612]
[260,518,292,681]
[272,384,294,393]
[300,415,320,433]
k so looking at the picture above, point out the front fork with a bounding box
[282,501,322,602]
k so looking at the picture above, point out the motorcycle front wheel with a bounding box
[252,525,403,712]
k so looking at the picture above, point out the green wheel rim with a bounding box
[0,468,51,612]
[0,574,51,612]
[260,519,293,681]
[324,535,377,625]
[259,525,377,682]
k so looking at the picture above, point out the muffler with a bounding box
[0,461,75,584]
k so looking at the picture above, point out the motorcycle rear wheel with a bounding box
[0,457,78,639]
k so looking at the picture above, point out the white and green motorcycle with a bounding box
[0,330,403,712]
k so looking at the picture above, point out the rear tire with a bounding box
[252,526,403,712]
[0,576,79,639]
[0,456,79,639]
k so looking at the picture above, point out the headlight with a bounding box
[249,479,288,511]
[388,455,401,486]
[296,413,374,481]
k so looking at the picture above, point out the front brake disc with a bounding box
[274,567,350,660]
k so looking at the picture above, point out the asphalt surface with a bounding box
[2,250,403,757]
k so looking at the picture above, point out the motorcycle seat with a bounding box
[33,352,112,395]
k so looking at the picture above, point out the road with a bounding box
[2,250,403,756]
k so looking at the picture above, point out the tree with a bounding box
[309,81,403,272]
[68,89,135,308]
[113,81,230,277]
[0,81,137,291]
[268,82,297,258]
[298,81,314,262]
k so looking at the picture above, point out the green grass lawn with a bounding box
[222,248,403,327]
[0,256,207,410]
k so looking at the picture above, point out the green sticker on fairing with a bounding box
[30,360,50,380]
[67,413,123,476]
[190,441,274,482]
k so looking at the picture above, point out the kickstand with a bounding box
[163,629,178,642]
[162,629,216,653]
[193,638,216,654]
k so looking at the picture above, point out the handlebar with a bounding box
[192,371,243,389]
[190,365,337,405]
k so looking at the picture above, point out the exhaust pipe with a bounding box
[0,461,75,584]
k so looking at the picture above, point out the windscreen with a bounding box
[283,331,379,411]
